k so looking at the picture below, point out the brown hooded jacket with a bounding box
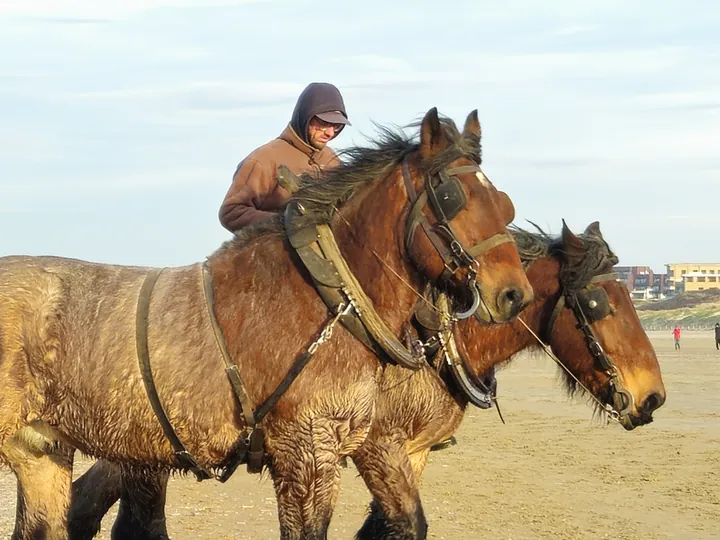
[218,83,349,233]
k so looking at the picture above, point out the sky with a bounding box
[1,0,718,273]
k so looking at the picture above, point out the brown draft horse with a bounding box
[62,220,668,540]
[0,108,533,540]
[64,220,668,540]
[352,220,667,539]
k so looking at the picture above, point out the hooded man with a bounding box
[218,82,350,233]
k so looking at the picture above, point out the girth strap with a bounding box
[136,268,213,481]
[200,261,264,475]
[201,263,256,429]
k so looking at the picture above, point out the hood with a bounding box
[289,82,350,146]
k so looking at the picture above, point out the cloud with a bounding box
[0,0,266,20]
[632,91,720,111]
[0,0,717,272]
[66,81,306,104]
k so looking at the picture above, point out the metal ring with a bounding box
[455,281,481,320]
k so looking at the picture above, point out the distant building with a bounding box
[665,263,720,294]
[614,266,668,300]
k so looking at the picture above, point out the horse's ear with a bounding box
[584,221,602,237]
[420,107,452,159]
[497,190,515,225]
[462,109,481,140]
[561,219,585,265]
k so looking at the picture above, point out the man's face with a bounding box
[308,117,344,149]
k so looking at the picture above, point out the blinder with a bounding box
[575,285,612,324]
[428,170,468,222]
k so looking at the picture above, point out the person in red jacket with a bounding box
[218,82,350,234]
[672,325,681,350]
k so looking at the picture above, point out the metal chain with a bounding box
[308,302,354,355]
[516,316,620,423]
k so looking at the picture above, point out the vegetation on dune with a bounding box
[634,289,720,330]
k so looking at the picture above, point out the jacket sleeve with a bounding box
[218,159,276,233]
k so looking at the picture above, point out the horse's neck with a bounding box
[462,257,563,377]
[331,177,421,330]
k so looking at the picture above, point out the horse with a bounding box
[351,220,667,539]
[63,219,667,540]
[0,107,534,540]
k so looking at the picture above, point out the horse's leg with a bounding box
[110,467,171,540]
[68,460,123,540]
[353,437,428,540]
[2,431,75,540]
[69,459,170,540]
[268,420,345,540]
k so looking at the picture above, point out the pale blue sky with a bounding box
[1,0,718,273]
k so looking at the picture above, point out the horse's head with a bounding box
[404,107,533,322]
[545,220,666,429]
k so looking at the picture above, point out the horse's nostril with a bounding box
[506,288,524,316]
[640,391,665,415]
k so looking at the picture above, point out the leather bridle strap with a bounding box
[401,160,515,281]
[545,272,618,342]
[466,232,515,258]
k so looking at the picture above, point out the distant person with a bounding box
[672,325,681,350]
[218,82,350,234]
[715,322,720,350]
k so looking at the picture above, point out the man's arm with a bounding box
[218,159,276,233]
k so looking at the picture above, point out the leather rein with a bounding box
[414,272,635,422]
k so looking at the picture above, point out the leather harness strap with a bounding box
[136,268,214,481]
[201,264,256,429]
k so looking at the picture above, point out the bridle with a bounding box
[544,272,635,418]
[401,160,514,319]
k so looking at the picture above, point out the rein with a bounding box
[519,271,634,422]
[417,273,633,424]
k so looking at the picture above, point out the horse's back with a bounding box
[0,254,230,457]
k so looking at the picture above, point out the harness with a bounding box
[401,161,514,319]
[413,272,634,422]
[133,158,517,481]
[544,272,635,418]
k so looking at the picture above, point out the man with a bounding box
[672,325,681,350]
[714,322,719,351]
[218,82,350,233]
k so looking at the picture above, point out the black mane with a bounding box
[510,222,619,291]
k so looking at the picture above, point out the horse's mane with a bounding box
[510,221,620,410]
[510,222,618,292]
[226,116,479,249]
